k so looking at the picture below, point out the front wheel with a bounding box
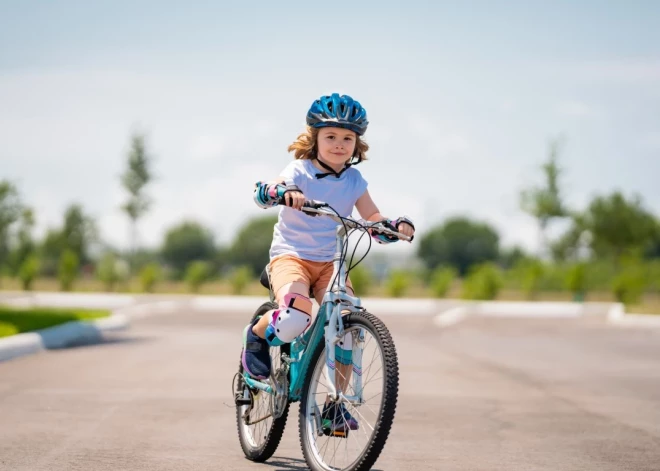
[299,311,399,471]
[236,301,290,462]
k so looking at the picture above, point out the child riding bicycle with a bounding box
[242,93,415,433]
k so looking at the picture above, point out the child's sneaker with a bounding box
[241,320,271,380]
[339,403,359,430]
[321,402,358,437]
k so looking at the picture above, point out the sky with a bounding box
[1,0,659,260]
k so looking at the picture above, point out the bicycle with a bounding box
[233,196,411,471]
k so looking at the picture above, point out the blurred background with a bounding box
[1,1,659,311]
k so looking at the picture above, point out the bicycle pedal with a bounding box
[234,395,252,406]
[322,427,349,438]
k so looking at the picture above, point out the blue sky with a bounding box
[1,1,659,258]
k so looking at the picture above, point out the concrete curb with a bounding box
[0,311,130,363]
[432,300,660,329]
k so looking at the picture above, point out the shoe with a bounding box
[321,402,357,437]
[339,403,359,430]
[241,320,271,380]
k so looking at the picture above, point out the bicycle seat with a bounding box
[259,267,270,290]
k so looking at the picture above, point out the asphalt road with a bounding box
[1,305,659,471]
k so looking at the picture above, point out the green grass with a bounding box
[0,306,110,338]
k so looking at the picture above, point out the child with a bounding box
[243,93,415,432]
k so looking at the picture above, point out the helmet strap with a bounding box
[314,156,353,180]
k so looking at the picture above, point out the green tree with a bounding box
[96,253,121,291]
[121,132,153,272]
[61,204,97,265]
[417,217,500,275]
[0,181,22,275]
[18,254,40,291]
[161,221,215,279]
[58,249,79,291]
[230,215,278,276]
[520,138,567,258]
[582,192,656,259]
[39,229,65,276]
[9,208,36,275]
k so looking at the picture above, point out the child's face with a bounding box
[316,127,357,167]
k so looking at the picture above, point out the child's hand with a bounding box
[281,185,305,210]
[393,216,415,241]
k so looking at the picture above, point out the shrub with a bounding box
[385,270,410,298]
[96,253,120,291]
[462,263,503,300]
[18,254,40,291]
[58,250,79,291]
[429,266,456,298]
[348,265,373,296]
[612,263,645,306]
[520,259,544,300]
[230,265,253,295]
[139,263,162,293]
[185,261,212,293]
[565,263,587,301]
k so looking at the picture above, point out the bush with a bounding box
[96,253,121,291]
[385,270,410,298]
[462,263,503,300]
[58,250,79,291]
[520,259,544,300]
[18,254,40,291]
[348,265,373,296]
[612,264,645,306]
[139,263,162,293]
[230,265,253,295]
[565,263,587,301]
[185,261,212,293]
[429,266,456,298]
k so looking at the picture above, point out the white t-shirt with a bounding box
[269,159,368,262]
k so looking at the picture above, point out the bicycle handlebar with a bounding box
[276,196,413,242]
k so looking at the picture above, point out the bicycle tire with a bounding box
[236,301,291,462]
[298,310,399,471]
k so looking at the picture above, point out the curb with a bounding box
[433,301,660,329]
[0,311,130,363]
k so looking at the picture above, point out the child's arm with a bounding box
[355,190,415,240]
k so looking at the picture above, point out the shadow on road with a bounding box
[263,456,383,471]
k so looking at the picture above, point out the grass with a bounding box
[0,306,110,338]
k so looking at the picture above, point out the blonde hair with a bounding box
[287,126,369,162]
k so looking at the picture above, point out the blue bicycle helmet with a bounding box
[306,93,369,136]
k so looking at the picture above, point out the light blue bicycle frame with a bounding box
[242,210,372,406]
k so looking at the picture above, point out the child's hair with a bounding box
[288,126,369,162]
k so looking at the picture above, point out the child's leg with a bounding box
[313,270,356,395]
[252,281,311,338]
[242,256,313,380]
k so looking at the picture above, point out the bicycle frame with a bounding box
[242,204,409,408]
[243,222,365,406]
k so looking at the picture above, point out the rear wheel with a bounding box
[236,301,291,462]
[299,311,399,471]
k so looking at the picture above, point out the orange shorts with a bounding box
[269,255,353,301]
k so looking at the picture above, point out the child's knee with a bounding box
[265,290,313,346]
